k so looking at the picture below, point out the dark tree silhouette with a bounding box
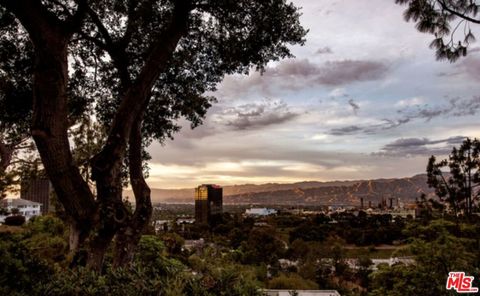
[0,0,307,270]
[427,138,480,216]
[396,0,480,61]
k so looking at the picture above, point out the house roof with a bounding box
[1,198,42,207]
[263,290,341,296]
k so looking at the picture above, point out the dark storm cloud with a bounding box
[219,99,300,130]
[373,136,466,157]
[329,96,480,136]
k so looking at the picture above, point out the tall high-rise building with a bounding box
[194,184,222,224]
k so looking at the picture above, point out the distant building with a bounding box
[245,207,277,216]
[183,238,205,251]
[0,197,42,221]
[194,184,222,224]
[21,178,53,214]
[390,209,416,219]
[263,290,341,296]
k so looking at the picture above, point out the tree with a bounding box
[426,138,480,216]
[369,220,478,296]
[0,0,306,270]
[268,273,318,290]
[355,255,373,289]
[242,227,287,265]
[0,30,39,197]
[396,0,480,62]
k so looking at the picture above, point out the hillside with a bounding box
[225,174,434,205]
[125,174,434,205]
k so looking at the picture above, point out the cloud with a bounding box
[397,96,480,120]
[314,60,389,86]
[394,97,425,107]
[216,99,300,130]
[348,99,360,115]
[457,55,480,80]
[270,59,319,78]
[329,96,480,136]
[217,58,390,97]
[373,136,466,157]
[329,88,347,98]
[316,46,333,54]
[330,125,363,136]
[269,59,388,86]
[328,118,411,136]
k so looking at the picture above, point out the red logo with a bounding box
[446,272,479,293]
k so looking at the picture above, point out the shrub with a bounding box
[268,273,318,290]
[4,215,26,226]
[0,235,53,295]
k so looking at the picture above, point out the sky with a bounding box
[147,0,480,189]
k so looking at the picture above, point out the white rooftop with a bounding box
[263,290,341,296]
[1,198,42,207]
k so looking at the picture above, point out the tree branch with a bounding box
[64,0,89,35]
[134,0,192,94]
[85,5,114,47]
[438,0,480,24]
[85,5,131,87]
[0,0,67,43]
[92,0,193,179]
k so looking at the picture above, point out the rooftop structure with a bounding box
[245,207,277,216]
[263,290,341,296]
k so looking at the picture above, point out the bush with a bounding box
[39,267,163,296]
[4,215,26,226]
[268,273,318,290]
[0,235,53,296]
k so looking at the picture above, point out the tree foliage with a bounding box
[0,0,306,269]
[427,137,480,216]
[0,27,37,196]
[396,0,480,61]
[369,219,479,296]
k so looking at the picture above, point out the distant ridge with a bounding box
[124,174,434,205]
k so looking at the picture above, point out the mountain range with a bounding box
[124,174,435,206]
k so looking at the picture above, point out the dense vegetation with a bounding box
[2,207,479,295]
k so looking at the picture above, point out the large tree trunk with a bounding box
[30,34,96,255]
[85,1,192,269]
[30,42,96,264]
[87,88,143,270]
[113,114,152,268]
[2,0,192,272]
[1,0,97,256]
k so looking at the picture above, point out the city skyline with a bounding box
[147,0,480,189]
